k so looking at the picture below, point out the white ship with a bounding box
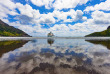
[47,32,54,37]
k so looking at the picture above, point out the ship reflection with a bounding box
[47,38,54,46]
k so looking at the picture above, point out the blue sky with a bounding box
[0,0,110,37]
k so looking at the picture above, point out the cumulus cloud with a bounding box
[46,10,110,37]
[5,11,109,37]
[52,9,85,23]
[45,11,110,37]
[36,13,56,24]
[84,0,110,12]
[0,0,18,18]
[53,0,89,10]
[15,4,86,25]
[16,3,40,18]
[75,10,84,21]
[0,0,85,25]
[16,15,33,24]
[82,17,87,21]
[47,23,106,37]
[31,0,89,10]
[91,11,110,25]
[31,0,54,9]
[0,0,86,22]
[0,0,109,37]
[0,0,16,10]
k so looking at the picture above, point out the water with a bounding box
[0,38,110,74]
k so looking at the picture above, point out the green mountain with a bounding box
[85,26,110,37]
[0,19,30,37]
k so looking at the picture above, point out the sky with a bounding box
[0,0,110,37]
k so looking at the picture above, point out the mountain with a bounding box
[85,26,110,37]
[0,19,30,37]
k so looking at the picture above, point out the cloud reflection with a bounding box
[0,39,110,74]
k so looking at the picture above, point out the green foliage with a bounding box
[0,31,22,36]
[85,29,110,37]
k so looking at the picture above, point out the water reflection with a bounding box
[0,39,110,74]
[86,40,110,49]
[47,38,54,46]
[0,40,28,57]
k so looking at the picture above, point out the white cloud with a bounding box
[82,16,87,21]
[31,0,54,9]
[46,10,110,37]
[84,0,110,12]
[47,23,105,37]
[15,4,56,25]
[91,10,110,25]
[0,0,109,37]
[0,0,18,18]
[75,10,83,21]
[15,5,86,25]
[0,0,87,26]
[16,3,40,18]
[53,0,89,10]
[52,9,85,23]
[3,10,109,37]
[36,13,56,25]
[31,0,89,10]
[0,0,16,10]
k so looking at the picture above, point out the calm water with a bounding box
[0,38,110,74]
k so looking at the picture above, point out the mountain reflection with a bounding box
[0,39,110,74]
[86,40,110,49]
[0,40,28,57]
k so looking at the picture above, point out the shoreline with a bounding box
[0,37,110,41]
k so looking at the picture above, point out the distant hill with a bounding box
[85,26,110,37]
[0,19,30,37]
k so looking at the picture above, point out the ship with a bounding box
[47,32,54,37]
